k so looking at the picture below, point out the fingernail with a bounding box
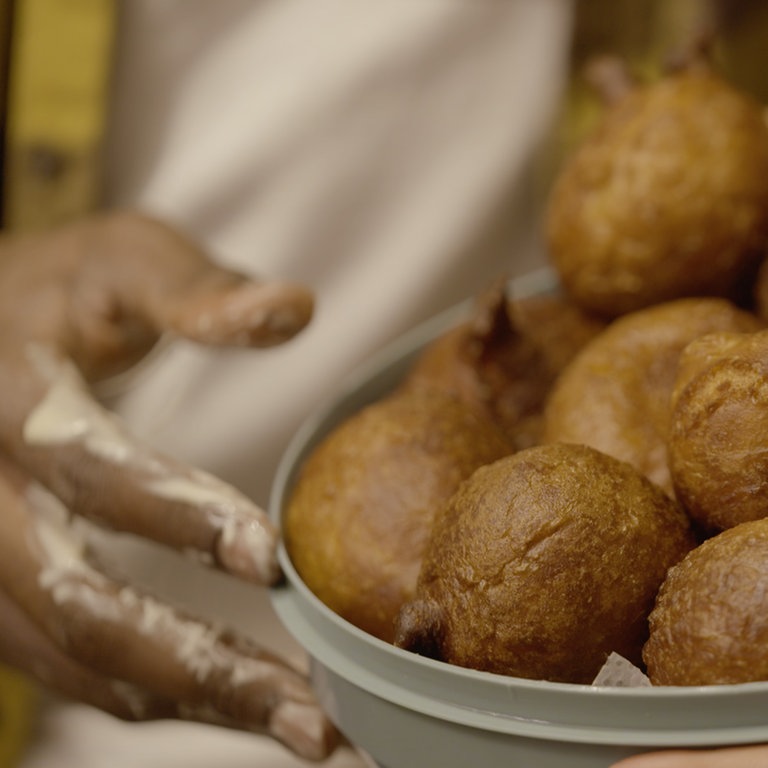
[145,471,282,585]
[270,700,338,761]
[218,515,282,585]
[201,282,314,347]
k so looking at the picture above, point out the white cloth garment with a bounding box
[19,1,572,766]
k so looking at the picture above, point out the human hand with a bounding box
[611,744,768,767]
[0,211,336,760]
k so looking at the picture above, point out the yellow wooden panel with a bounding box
[4,0,116,230]
[9,0,114,146]
[0,665,36,768]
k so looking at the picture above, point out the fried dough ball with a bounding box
[546,64,768,317]
[509,291,608,376]
[284,390,513,642]
[753,255,768,323]
[402,280,549,451]
[669,329,768,533]
[543,298,762,494]
[644,519,768,686]
[403,280,605,450]
[394,443,695,683]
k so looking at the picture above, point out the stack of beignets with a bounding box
[540,54,768,686]
[286,51,768,687]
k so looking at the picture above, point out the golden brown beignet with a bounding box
[395,443,695,683]
[543,298,762,494]
[546,66,768,317]
[644,518,768,686]
[403,281,605,450]
[284,389,513,643]
[509,291,608,374]
[752,255,768,323]
[669,328,768,532]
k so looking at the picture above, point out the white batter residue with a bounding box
[147,472,277,582]
[109,679,154,720]
[23,344,145,467]
[26,476,286,728]
[116,584,227,683]
[28,482,253,690]
[28,481,90,586]
[146,470,246,514]
[22,345,266,520]
[27,482,126,629]
[219,514,277,583]
[22,343,276,581]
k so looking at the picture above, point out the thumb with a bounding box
[162,274,314,348]
[93,211,314,348]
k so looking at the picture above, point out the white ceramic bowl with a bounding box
[269,270,768,768]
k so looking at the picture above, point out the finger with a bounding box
[0,580,333,756]
[610,746,768,768]
[0,211,313,383]
[0,469,338,761]
[75,211,314,351]
[2,345,279,584]
[163,276,315,348]
[0,461,172,721]
[40,573,337,760]
[0,585,175,721]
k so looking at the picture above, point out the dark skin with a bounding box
[0,210,338,761]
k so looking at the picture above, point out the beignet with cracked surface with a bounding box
[644,518,768,686]
[394,442,695,683]
[669,328,768,533]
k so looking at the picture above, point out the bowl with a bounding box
[269,269,768,768]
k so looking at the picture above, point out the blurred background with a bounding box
[555,0,768,174]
